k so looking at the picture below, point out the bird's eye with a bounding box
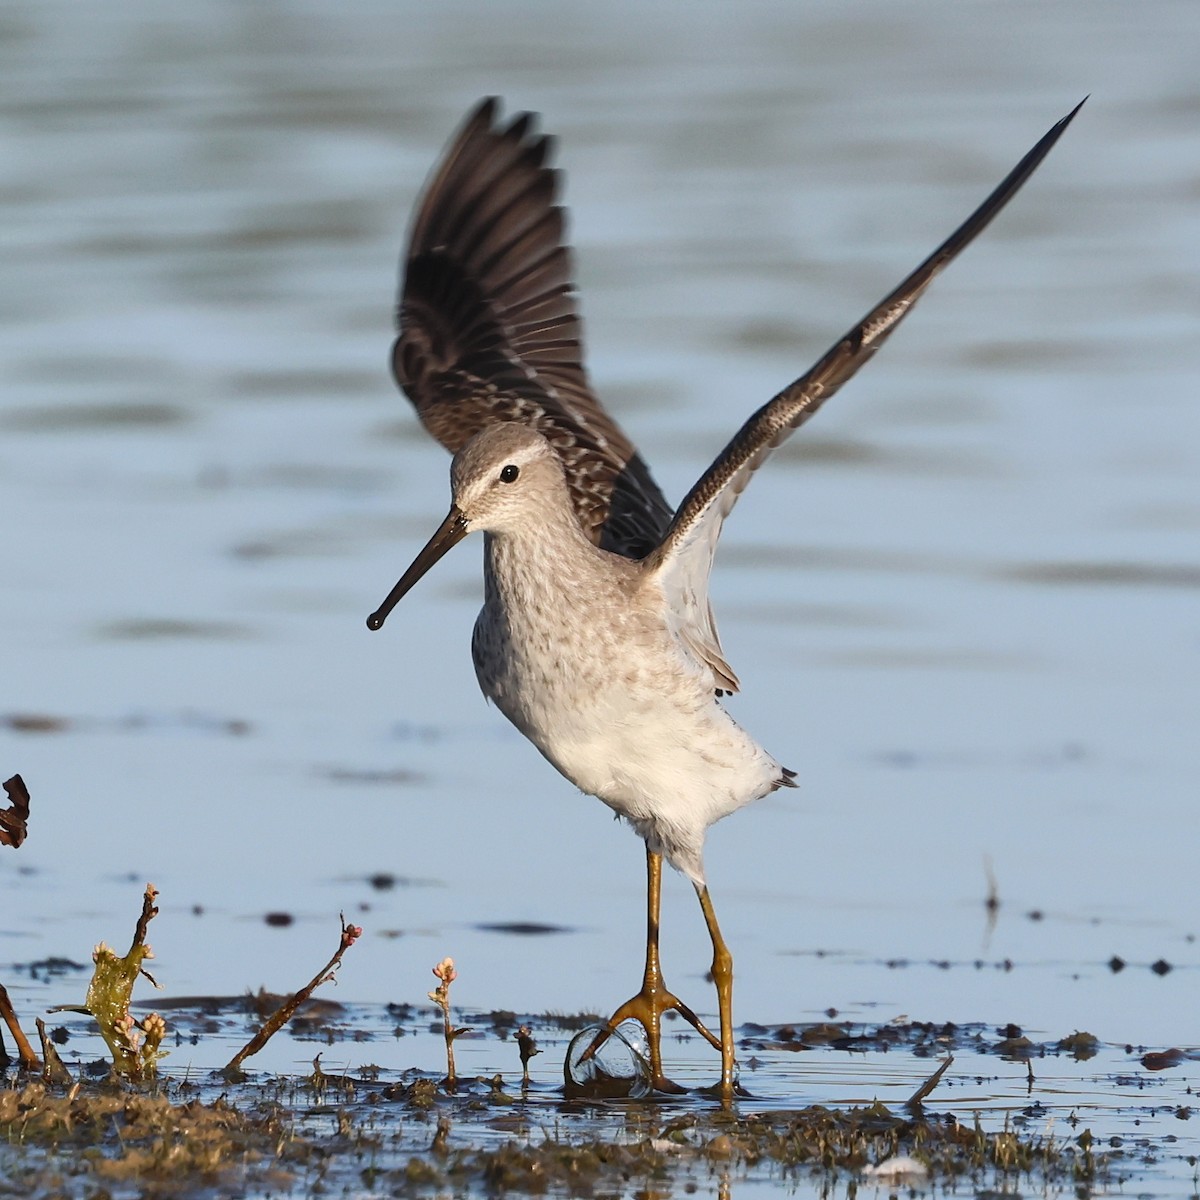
[499,464,519,483]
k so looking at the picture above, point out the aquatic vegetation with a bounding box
[58,884,167,1082]
[0,1081,298,1194]
[0,1067,1112,1200]
[428,956,468,1089]
[515,1024,540,1084]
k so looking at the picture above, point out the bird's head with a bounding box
[367,423,565,631]
[449,423,565,534]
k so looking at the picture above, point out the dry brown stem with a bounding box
[224,915,362,1075]
[0,982,40,1071]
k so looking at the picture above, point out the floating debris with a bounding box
[1058,1031,1101,1061]
[1141,1048,1184,1071]
[0,774,30,848]
[475,921,572,936]
[863,1153,929,1180]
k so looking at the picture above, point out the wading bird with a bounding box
[368,97,1082,1097]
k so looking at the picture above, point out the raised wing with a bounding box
[646,100,1085,688]
[392,98,672,558]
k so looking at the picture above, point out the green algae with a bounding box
[60,885,167,1082]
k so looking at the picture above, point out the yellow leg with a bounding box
[696,883,736,1100]
[582,846,721,1092]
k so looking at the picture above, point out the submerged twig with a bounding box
[36,1018,71,1085]
[430,1115,451,1157]
[0,981,41,1071]
[907,1054,953,1108]
[0,774,31,848]
[224,914,362,1076]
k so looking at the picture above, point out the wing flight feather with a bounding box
[647,100,1085,688]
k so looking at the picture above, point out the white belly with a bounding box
[472,599,785,884]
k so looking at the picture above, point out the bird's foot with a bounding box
[696,1077,751,1105]
[580,982,721,1093]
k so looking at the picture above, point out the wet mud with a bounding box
[2,992,1195,1199]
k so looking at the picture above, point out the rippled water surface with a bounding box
[2,0,1197,1193]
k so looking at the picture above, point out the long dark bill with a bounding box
[366,507,469,630]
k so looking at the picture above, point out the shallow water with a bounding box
[7,995,1199,1198]
[1,0,1197,1193]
